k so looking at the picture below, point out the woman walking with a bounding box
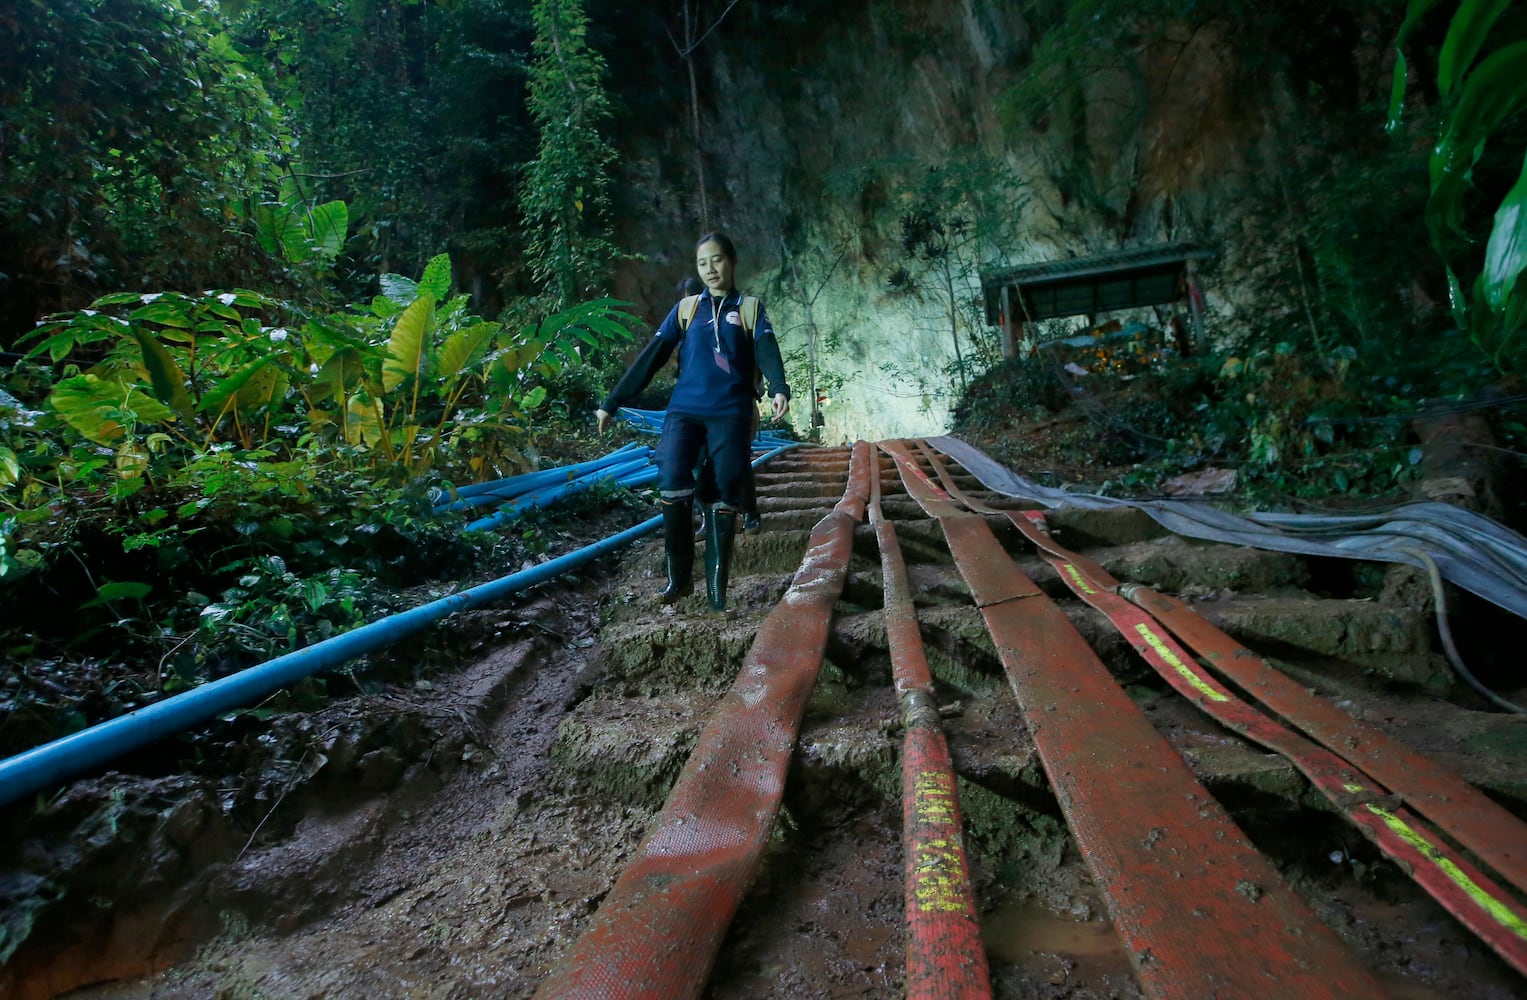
[596,233,790,612]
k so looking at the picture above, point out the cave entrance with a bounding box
[981,242,1213,359]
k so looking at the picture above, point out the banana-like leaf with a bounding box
[418,254,453,301]
[383,295,435,393]
[522,386,547,410]
[129,328,193,413]
[1439,0,1516,97]
[278,206,315,264]
[344,394,386,448]
[1505,277,1527,333]
[435,322,498,389]
[1387,0,1450,133]
[0,446,20,488]
[248,200,290,256]
[307,200,349,263]
[1484,149,1527,312]
[498,344,537,375]
[49,375,178,445]
[199,357,274,415]
[313,347,367,403]
[1427,41,1527,248]
[379,273,419,306]
[235,365,289,412]
[304,316,372,353]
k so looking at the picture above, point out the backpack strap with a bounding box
[740,295,766,397]
[677,294,702,331]
[741,295,760,335]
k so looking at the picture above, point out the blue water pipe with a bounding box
[432,443,649,514]
[0,514,663,811]
[616,407,798,451]
[464,456,657,532]
[0,418,804,810]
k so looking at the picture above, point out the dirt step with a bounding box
[760,480,853,499]
[594,614,758,693]
[763,451,853,473]
[551,692,719,807]
[754,471,839,487]
[1196,595,1446,688]
[1077,536,1314,596]
[1042,506,1171,547]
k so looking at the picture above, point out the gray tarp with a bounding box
[930,436,1527,622]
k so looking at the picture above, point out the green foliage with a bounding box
[0,251,640,739]
[0,0,286,333]
[239,178,351,275]
[1390,0,1527,371]
[17,258,639,484]
[522,0,622,306]
[224,0,538,299]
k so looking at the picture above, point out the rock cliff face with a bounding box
[608,0,1383,442]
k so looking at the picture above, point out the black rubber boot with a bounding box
[660,498,695,604]
[741,469,761,534]
[695,501,713,540]
[705,506,739,613]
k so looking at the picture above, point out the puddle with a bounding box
[981,900,1123,963]
[979,899,1143,997]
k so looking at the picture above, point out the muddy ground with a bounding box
[4,445,1527,999]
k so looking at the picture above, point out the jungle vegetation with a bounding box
[0,0,1524,747]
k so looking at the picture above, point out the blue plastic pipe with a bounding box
[0,431,803,809]
[0,514,662,811]
[464,456,656,532]
[446,441,644,498]
[434,447,653,515]
[433,444,648,512]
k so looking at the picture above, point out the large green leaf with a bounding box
[199,357,275,416]
[278,205,315,264]
[1439,0,1517,97]
[1505,276,1527,334]
[344,394,386,448]
[249,200,292,256]
[1426,41,1527,249]
[383,295,435,393]
[307,200,349,263]
[1387,0,1450,133]
[312,348,368,403]
[49,376,178,445]
[379,273,419,306]
[435,322,498,389]
[129,328,193,413]
[1484,149,1527,312]
[129,295,196,329]
[235,365,289,413]
[0,446,20,488]
[418,254,453,301]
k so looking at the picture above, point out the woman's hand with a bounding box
[771,393,789,421]
[595,408,611,433]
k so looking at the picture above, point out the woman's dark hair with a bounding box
[695,231,737,261]
[674,277,704,300]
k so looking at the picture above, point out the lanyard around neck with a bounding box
[709,292,732,351]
